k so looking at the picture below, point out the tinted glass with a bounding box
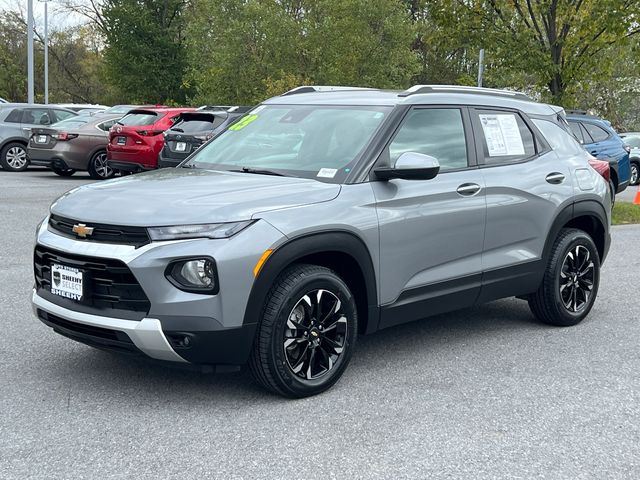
[97,119,119,131]
[53,110,76,122]
[533,119,587,157]
[475,110,536,163]
[171,118,220,133]
[118,112,159,126]
[568,121,584,143]
[623,135,640,148]
[583,122,609,142]
[23,109,52,125]
[4,108,23,123]
[387,108,468,171]
[188,105,391,183]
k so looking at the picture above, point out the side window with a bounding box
[583,122,609,142]
[474,109,536,164]
[97,119,117,131]
[568,121,585,144]
[52,110,76,122]
[532,119,588,157]
[4,108,23,123]
[387,108,468,171]
[23,108,52,125]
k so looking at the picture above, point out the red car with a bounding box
[107,107,195,172]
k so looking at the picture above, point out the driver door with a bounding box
[371,106,487,329]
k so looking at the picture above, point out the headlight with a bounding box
[148,220,254,241]
[165,257,218,294]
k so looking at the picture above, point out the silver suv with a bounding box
[0,104,77,171]
[32,86,611,397]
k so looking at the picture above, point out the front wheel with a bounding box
[249,264,358,398]
[88,151,115,180]
[528,228,600,326]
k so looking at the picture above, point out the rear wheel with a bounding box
[0,142,28,171]
[249,264,358,398]
[528,228,600,327]
[630,161,639,186]
[52,167,76,177]
[88,151,114,180]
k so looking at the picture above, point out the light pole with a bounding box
[27,0,34,103]
[40,0,50,104]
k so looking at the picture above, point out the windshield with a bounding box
[118,112,160,126]
[186,105,390,182]
[104,105,135,115]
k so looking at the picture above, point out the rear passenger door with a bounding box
[372,106,486,329]
[470,108,574,302]
[20,108,53,140]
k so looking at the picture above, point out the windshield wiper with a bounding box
[171,128,184,133]
[231,167,287,177]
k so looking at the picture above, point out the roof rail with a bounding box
[281,85,376,96]
[399,85,532,101]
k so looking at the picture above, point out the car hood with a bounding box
[50,168,341,226]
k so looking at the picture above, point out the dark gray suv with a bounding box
[33,86,610,397]
[0,104,77,171]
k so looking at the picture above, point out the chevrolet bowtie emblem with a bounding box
[72,223,94,238]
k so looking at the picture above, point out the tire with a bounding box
[528,228,600,327]
[630,161,639,186]
[0,142,29,171]
[608,179,616,208]
[88,151,115,180]
[52,167,76,177]
[249,264,358,398]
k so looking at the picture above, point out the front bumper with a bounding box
[33,290,185,362]
[32,217,284,365]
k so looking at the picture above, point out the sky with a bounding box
[1,0,86,29]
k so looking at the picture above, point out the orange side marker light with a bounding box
[253,249,274,277]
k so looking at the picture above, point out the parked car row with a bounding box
[565,111,633,199]
[0,102,250,178]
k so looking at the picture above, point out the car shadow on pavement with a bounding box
[45,298,546,404]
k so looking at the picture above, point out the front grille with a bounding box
[38,309,140,354]
[34,246,151,319]
[49,214,150,247]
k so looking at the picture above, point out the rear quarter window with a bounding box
[533,119,588,157]
[4,109,23,123]
[583,122,610,142]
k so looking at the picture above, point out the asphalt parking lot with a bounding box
[1,169,639,479]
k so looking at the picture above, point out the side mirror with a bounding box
[374,152,440,181]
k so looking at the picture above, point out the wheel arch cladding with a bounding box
[243,231,379,335]
[544,201,608,265]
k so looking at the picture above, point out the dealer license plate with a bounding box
[36,135,48,143]
[175,142,187,152]
[50,264,83,301]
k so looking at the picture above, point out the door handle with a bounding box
[589,151,597,156]
[22,127,32,131]
[545,172,565,184]
[456,183,481,196]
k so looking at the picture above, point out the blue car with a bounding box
[567,112,631,194]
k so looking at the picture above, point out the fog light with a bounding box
[166,257,218,294]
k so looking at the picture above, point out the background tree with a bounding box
[185,0,418,105]
[102,0,190,103]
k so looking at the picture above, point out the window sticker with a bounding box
[228,114,258,131]
[317,168,338,178]
[479,114,525,156]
